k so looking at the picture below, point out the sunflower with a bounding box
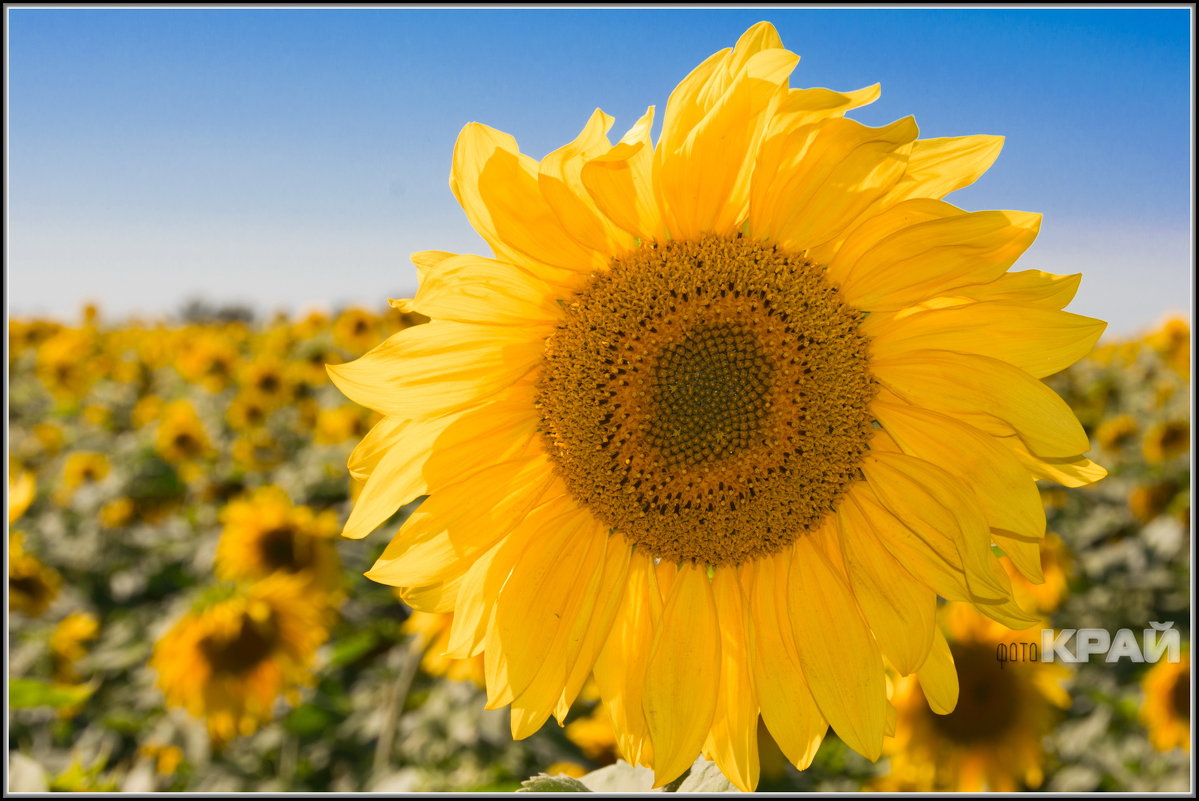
[54,451,111,505]
[154,399,214,467]
[331,307,382,355]
[150,575,328,742]
[9,531,62,617]
[1003,531,1072,614]
[214,486,344,598]
[9,467,36,523]
[884,603,1070,791]
[329,23,1105,790]
[1140,654,1191,753]
[1142,420,1190,464]
[1095,413,1138,453]
[50,611,100,683]
[1146,315,1190,379]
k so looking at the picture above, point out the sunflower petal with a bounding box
[874,399,1045,541]
[837,501,936,676]
[643,562,721,787]
[751,116,917,252]
[873,349,1091,458]
[788,533,886,761]
[916,628,958,714]
[747,554,827,770]
[885,134,1004,204]
[581,106,666,241]
[702,566,760,792]
[832,208,1041,311]
[405,253,562,326]
[866,302,1106,378]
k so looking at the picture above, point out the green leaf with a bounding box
[518,774,591,792]
[9,678,96,709]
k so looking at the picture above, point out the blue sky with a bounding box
[7,7,1192,337]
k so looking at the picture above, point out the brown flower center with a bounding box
[536,235,874,566]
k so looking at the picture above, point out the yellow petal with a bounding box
[580,106,666,241]
[450,122,605,278]
[873,349,1091,458]
[832,208,1041,311]
[366,450,556,586]
[873,399,1045,541]
[702,567,760,792]
[643,562,720,787]
[866,302,1107,378]
[539,108,634,259]
[862,451,1008,602]
[553,535,633,723]
[327,320,544,420]
[340,412,463,539]
[847,484,972,603]
[836,502,936,676]
[994,532,1045,584]
[768,83,881,135]
[506,518,607,738]
[1008,438,1108,487]
[884,134,1004,204]
[916,628,958,714]
[944,269,1083,310]
[410,249,457,282]
[747,554,827,770]
[346,415,407,482]
[788,533,886,761]
[751,116,917,252]
[594,552,661,767]
[405,253,563,326]
[657,47,798,237]
[397,572,464,614]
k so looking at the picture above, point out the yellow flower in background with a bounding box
[295,341,343,388]
[155,399,214,466]
[32,422,67,457]
[9,531,62,617]
[331,307,381,355]
[565,704,619,765]
[314,404,373,445]
[1142,420,1190,464]
[402,610,485,686]
[9,467,36,524]
[1141,654,1191,753]
[237,355,293,409]
[214,486,344,598]
[1146,315,1190,379]
[137,743,185,777]
[35,327,99,400]
[50,611,100,683]
[150,575,328,742]
[230,430,288,473]
[886,604,1070,791]
[98,497,136,528]
[132,394,165,429]
[54,451,111,505]
[329,23,1106,790]
[176,329,239,392]
[1095,413,1138,452]
[1128,480,1183,525]
[226,392,272,432]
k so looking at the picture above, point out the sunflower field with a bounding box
[6,301,1190,793]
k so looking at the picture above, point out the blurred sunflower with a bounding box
[50,611,100,683]
[237,355,293,409]
[1095,413,1138,453]
[331,307,381,355]
[9,467,36,523]
[154,399,214,468]
[214,486,344,598]
[1142,420,1190,464]
[1146,315,1190,379]
[150,575,328,742]
[53,451,111,505]
[1140,654,1191,753]
[1004,531,1073,614]
[35,327,98,400]
[10,531,62,617]
[330,22,1105,790]
[885,604,1070,791]
[225,392,272,432]
[176,329,238,393]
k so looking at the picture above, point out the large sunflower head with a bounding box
[150,575,328,742]
[329,22,1105,790]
